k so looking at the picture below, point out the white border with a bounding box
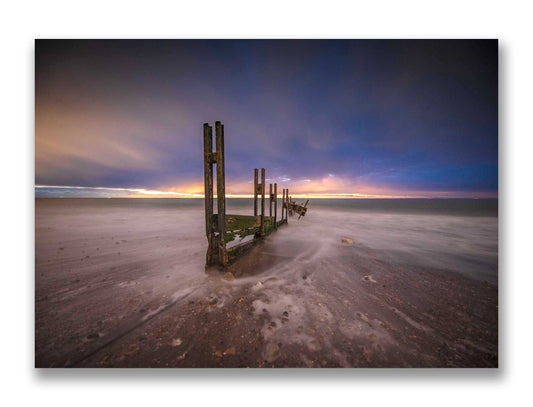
[2,1,532,406]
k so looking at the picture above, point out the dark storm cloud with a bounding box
[35,39,497,197]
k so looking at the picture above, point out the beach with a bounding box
[35,198,498,368]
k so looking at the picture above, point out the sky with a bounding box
[35,40,498,198]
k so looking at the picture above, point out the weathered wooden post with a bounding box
[286,189,289,223]
[215,121,228,267]
[281,189,285,221]
[203,123,216,266]
[269,183,273,218]
[282,189,284,221]
[274,183,278,228]
[260,168,265,236]
[254,168,258,216]
[289,194,292,216]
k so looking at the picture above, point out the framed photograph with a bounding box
[35,39,498,368]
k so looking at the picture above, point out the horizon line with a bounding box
[34,185,498,200]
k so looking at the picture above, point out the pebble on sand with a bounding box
[341,238,353,245]
[363,275,377,283]
[171,338,183,347]
[222,272,234,282]
[264,343,281,363]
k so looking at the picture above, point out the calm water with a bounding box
[36,197,498,216]
[36,197,498,283]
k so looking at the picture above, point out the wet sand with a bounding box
[35,198,498,368]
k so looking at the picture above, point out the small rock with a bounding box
[341,238,353,245]
[214,350,223,358]
[283,311,289,317]
[363,275,377,283]
[172,338,183,347]
[224,347,236,355]
[222,272,234,282]
[264,343,281,363]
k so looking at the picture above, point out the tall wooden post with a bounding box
[281,189,284,221]
[286,188,289,223]
[285,189,288,221]
[274,183,278,228]
[260,168,265,236]
[253,168,258,216]
[289,194,292,216]
[215,121,228,267]
[203,123,215,265]
[269,183,273,218]
[282,189,285,221]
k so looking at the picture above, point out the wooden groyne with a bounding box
[285,198,309,219]
[203,121,296,269]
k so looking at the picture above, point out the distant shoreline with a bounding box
[34,196,499,200]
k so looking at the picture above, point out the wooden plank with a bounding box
[215,215,276,245]
[290,201,308,217]
[213,214,261,230]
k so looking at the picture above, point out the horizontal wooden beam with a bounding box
[205,152,217,164]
